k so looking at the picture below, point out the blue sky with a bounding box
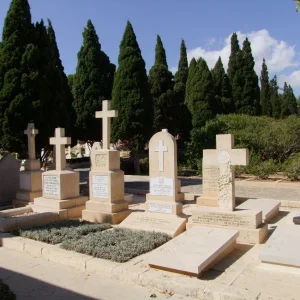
[0,0,299,95]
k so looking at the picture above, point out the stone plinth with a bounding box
[82,145,131,224]
[187,207,268,244]
[119,129,187,236]
[147,226,239,277]
[259,225,300,268]
[293,216,300,224]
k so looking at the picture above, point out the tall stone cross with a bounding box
[204,134,249,211]
[50,128,71,171]
[24,123,39,160]
[95,100,118,150]
[154,139,168,172]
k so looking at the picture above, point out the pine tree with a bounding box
[281,82,297,118]
[111,21,152,174]
[148,35,174,133]
[239,38,260,115]
[173,39,191,145]
[227,33,240,82]
[185,58,215,128]
[211,57,234,114]
[72,19,115,142]
[269,75,281,119]
[260,58,271,116]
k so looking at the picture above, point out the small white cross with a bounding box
[95,100,118,150]
[50,128,71,171]
[154,140,168,172]
[24,123,39,160]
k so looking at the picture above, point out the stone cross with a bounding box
[154,140,168,172]
[24,123,39,160]
[95,100,118,150]
[204,134,249,211]
[50,128,71,171]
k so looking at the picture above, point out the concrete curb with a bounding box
[0,233,287,300]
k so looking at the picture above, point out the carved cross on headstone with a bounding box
[204,134,249,211]
[50,128,71,171]
[95,100,118,150]
[24,123,39,160]
[154,139,168,172]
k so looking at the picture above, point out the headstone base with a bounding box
[145,199,184,215]
[196,196,218,207]
[82,209,131,224]
[13,190,42,207]
[118,212,187,237]
[24,159,41,171]
[147,226,239,277]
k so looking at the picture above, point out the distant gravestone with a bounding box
[76,144,82,158]
[66,146,72,159]
[120,129,187,237]
[84,143,91,157]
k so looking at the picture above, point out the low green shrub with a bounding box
[16,219,112,244]
[0,280,16,300]
[283,153,300,181]
[61,228,171,263]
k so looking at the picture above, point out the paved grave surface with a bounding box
[237,198,280,222]
[259,224,300,267]
[147,226,239,276]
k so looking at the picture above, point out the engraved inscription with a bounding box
[203,166,218,193]
[95,154,107,168]
[43,175,60,197]
[128,215,172,229]
[150,177,174,197]
[92,175,108,198]
[149,203,172,214]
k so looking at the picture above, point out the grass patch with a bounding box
[0,280,16,300]
[15,219,112,244]
[61,228,171,263]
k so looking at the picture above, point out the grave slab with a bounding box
[293,216,300,224]
[259,224,300,268]
[119,212,187,237]
[236,198,280,222]
[146,226,239,276]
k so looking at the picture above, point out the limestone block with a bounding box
[19,170,43,192]
[82,209,131,224]
[14,190,42,203]
[34,196,86,210]
[24,159,41,171]
[91,149,120,172]
[85,200,128,213]
[144,199,183,215]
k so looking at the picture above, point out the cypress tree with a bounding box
[239,38,260,115]
[227,33,240,82]
[260,58,271,116]
[111,21,152,174]
[72,19,115,142]
[148,35,174,133]
[185,58,197,112]
[173,39,191,145]
[269,75,281,119]
[211,57,234,114]
[281,82,297,118]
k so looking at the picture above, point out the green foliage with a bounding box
[283,153,300,181]
[0,280,16,300]
[281,82,297,118]
[72,20,115,142]
[227,33,240,83]
[61,228,171,263]
[148,35,174,133]
[260,58,271,116]
[269,75,281,119]
[211,57,234,114]
[111,21,152,154]
[16,219,111,244]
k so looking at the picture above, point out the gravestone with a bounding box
[82,100,131,224]
[76,144,82,158]
[147,226,239,276]
[188,134,268,244]
[13,123,43,207]
[66,146,72,159]
[119,129,187,237]
[32,128,87,219]
[84,143,90,157]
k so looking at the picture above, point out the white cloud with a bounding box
[170,66,178,74]
[279,70,300,88]
[177,29,299,75]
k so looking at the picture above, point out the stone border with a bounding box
[0,233,277,299]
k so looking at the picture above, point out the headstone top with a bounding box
[95,100,118,150]
[49,128,71,171]
[92,142,102,151]
[24,123,39,160]
[162,129,168,133]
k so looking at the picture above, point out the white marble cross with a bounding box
[24,123,39,160]
[154,140,168,172]
[203,134,249,211]
[50,128,71,171]
[95,100,118,150]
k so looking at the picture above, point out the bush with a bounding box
[61,228,171,263]
[0,280,16,300]
[283,153,300,181]
[16,219,112,244]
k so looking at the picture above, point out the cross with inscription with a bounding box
[24,123,39,160]
[154,139,168,172]
[95,100,118,150]
[204,134,249,211]
[50,128,71,171]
